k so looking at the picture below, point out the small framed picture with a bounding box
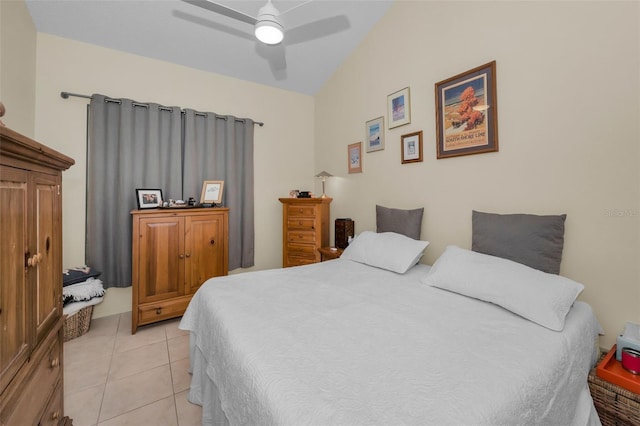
[387,87,411,129]
[365,116,385,153]
[401,131,423,164]
[200,180,224,204]
[136,188,163,209]
[348,142,363,174]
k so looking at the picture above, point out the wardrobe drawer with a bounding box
[3,329,62,426]
[138,296,191,325]
[39,381,64,426]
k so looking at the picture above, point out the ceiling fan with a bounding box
[182,0,313,45]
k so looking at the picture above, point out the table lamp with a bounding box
[314,171,333,198]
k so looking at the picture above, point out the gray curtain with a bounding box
[182,109,255,269]
[86,95,255,288]
[86,94,182,288]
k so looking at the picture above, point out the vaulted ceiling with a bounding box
[26,0,394,95]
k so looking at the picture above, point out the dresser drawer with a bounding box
[286,255,318,267]
[287,218,316,229]
[286,244,318,267]
[286,243,317,256]
[287,231,316,244]
[138,296,191,325]
[287,205,317,217]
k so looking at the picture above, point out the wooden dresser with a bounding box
[131,208,229,333]
[0,126,74,425]
[279,197,332,267]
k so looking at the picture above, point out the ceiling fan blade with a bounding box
[182,0,257,25]
[284,15,350,45]
[173,10,255,41]
[278,0,313,17]
[256,43,288,79]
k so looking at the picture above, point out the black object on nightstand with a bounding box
[335,218,354,249]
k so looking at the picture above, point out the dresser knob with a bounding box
[179,254,184,259]
[210,239,215,245]
[52,410,60,420]
[50,357,59,368]
[156,307,162,315]
[185,253,191,258]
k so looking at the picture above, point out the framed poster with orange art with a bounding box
[435,61,498,159]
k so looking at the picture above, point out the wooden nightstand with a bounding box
[318,247,343,261]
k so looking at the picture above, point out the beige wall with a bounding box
[5,1,639,342]
[315,1,640,348]
[33,34,315,317]
[0,0,36,136]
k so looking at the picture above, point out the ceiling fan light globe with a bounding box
[254,20,284,45]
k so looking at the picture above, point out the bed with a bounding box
[179,209,603,425]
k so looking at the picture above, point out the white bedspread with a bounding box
[180,259,601,426]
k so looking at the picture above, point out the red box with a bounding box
[597,345,640,394]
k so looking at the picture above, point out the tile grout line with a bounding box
[95,313,123,425]
[168,323,182,426]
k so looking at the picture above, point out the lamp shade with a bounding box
[314,171,333,198]
[314,171,333,179]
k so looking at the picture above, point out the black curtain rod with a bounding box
[60,91,264,127]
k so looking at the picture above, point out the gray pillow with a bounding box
[471,210,567,275]
[376,205,424,240]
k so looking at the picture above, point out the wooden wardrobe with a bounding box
[0,126,74,425]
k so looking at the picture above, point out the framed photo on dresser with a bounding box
[135,188,163,209]
[200,180,224,204]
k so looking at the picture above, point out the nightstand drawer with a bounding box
[287,231,316,244]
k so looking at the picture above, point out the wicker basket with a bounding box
[63,305,94,342]
[588,360,640,426]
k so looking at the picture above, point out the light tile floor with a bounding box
[63,312,202,426]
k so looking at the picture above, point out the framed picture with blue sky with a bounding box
[387,87,411,129]
[365,116,385,152]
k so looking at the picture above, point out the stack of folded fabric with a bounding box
[62,265,104,317]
